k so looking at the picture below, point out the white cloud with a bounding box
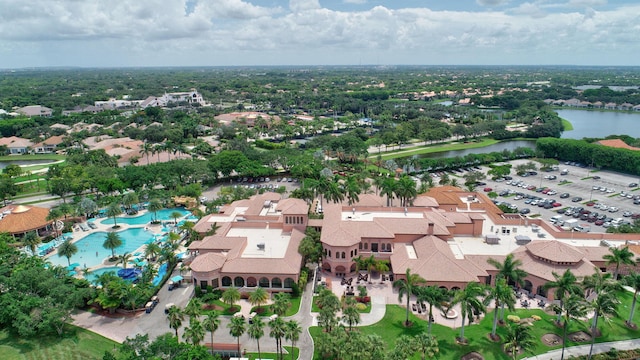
[476,0,510,7]
[509,2,548,18]
[289,0,321,13]
[568,0,607,7]
[344,0,367,4]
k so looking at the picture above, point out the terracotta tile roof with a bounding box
[276,198,308,214]
[190,252,226,272]
[413,195,439,207]
[596,139,640,151]
[0,205,50,234]
[32,135,66,148]
[580,246,613,263]
[351,194,386,207]
[0,136,33,148]
[390,235,487,283]
[511,244,595,281]
[525,240,585,263]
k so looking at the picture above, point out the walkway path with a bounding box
[524,339,640,360]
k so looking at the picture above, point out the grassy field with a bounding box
[372,139,500,160]
[0,326,117,360]
[246,346,299,360]
[561,118,574,131]
[310,289,640,360]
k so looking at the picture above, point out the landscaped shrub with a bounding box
[507,315,520,323]
[356,296,370,304]
[531,315,541,321]
[355,303,367,311]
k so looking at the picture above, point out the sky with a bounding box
[0,0,639,68]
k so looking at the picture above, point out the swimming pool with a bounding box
[47,227,156,268]
[100,208,191,226]
[84,266,123,284]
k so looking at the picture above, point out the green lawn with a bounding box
[0,325,117,360]
[250,295,302,317]
[561,118,574,131]
[246,346,299,360]
[310,290,640,360]
[0,154,65,162]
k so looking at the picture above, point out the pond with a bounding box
[416,140,536,159]
[0,159,57,169]
[557,109,640,139]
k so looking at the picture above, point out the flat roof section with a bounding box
[341,209,424,221]
[405,244,417,259]
[227,227,290,259]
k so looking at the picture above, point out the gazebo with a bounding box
[0,205,52,238]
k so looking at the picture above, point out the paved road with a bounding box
[524,339,640,360]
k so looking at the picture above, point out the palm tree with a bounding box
[248,316,265,360]
[103,232,123,259]
[22,231,41,256]
[228,315,246,356]
[141,141,153,165]
[122,191,139,211]
[393,268,426,326]
[222,287,241,312]
[486,278,516,340]
[558,294,588,360]
[284,320,302,360]
[623,272,640,326]
[144,242,161,262]
[147,199,163,223]
[503,322,536,360]
[487,254,528,288]
[343,175,361,205]
[249,287,269,312]
[544,269,584,324]
[107,202,122,228]
[342,298,361,331]
[170,211,183,225]
[46,208,63,238]
[414,285,448,336]
[604,246,637,279]
[395,175,417,207]
[203,313,220,354]
[116,252,133,269]
[57,239,78,266]
[380,177,397,207]
[183,318,206,345]
[586,289,619,360]
[272,292,291,317]
[269,316,286,360]
[184,297,203,320]
[167,305,184,340]
[452,282,487,343]
[414,333,439,360]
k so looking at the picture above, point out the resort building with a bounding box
[188,193,308,292]
[0,204,52,238]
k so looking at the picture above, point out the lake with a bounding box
[557,109,640,139]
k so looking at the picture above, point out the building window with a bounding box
[200,280,208,290]
[259,277,270,288]
[364,243,368,250]
[212,279,219,288]
[272,277,282,288]
[222,276,232,287]
[359,243,362,250]
[234,277,245,287]
[284,278,295,288]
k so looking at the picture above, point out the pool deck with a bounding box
[45,209,191,273]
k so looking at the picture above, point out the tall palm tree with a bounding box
[586,289,619,360]
[284,320,302,360]
[395,175,417,207]
[343,175,361,205]
[623,272,640,326]
[249,287,269,312]
[144,242,161,262]
[544,269,584,324]
[203,313,220,354]
[46,208,63,238]
[486,277,516,340]
[141,141,153,165]
[504,322,536,360]
[122,191,139,211]
[342,300,361,331]
[269,316,286,360]
[167,305,184,340]
[452,282,487,343]
[147,199,163,223]
[558,294,588,360]
[487,254,528,288]
[57,239,78,266]
[183,318,206,345]
[604,246,637,279]
[228,315,246,356]
[248,316,265,360]
[22,231,41,256]
[170,211,183,225]
[184,297,203,320]
[393,268,426,327]
[222,287,241,312]
[380,177,397,207]
[103,232,123,259]
[272,292,291,317]
[414,285,448,336]
[107,202,122,228]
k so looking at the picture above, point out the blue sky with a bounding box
[0,0,638,68]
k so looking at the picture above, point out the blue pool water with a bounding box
[84,266,123,284]
[100,208,191,226]
[47,228,156,268]
[152,263,168,287]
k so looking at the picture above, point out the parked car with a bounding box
[630,183,639,188]
[484,187,493,192]
[560,193,570,199]
[571,197,583,202]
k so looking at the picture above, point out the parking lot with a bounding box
[440,160,640,233]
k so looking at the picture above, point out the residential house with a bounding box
[0,136,33,154]
[32,135,66,154]
[16,105,53,117]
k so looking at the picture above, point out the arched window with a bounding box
[259,277,270,287]
[234,276,245,287]
[342,252,346,259]
[354,249,357,256]
[350,250,353,258]
[364,243,368,250]
[272,277,282,288]
[284,278,295,288]
[247,277,257,287]
[222,276,232,287]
